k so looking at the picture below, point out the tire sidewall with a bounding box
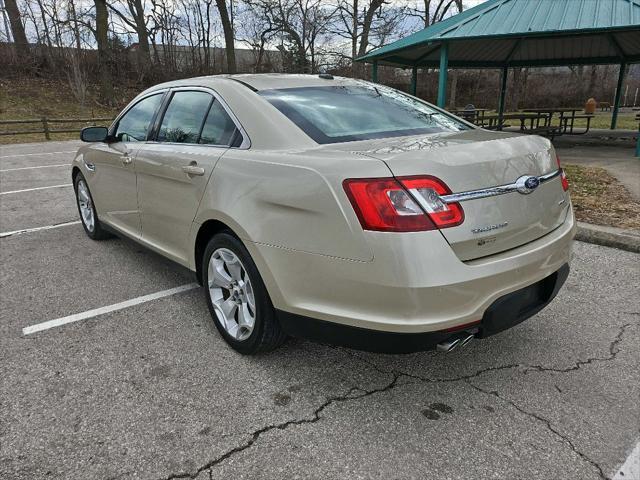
[202,232,275,354]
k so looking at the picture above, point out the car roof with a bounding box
[149,73,364,93]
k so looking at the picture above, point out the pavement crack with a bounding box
[160,373,401,480]
[338,347,523,384]
[466,381,608,480]
[520,322,631,374]
[339,323,632,383]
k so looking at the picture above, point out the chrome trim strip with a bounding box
[441,169,561,204]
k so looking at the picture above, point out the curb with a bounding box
[576,222,640,254]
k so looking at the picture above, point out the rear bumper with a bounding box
[277,264,569,353]
[247,206,575,334]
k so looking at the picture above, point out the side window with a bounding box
[157,91,212,144]
[114,94,163,142]
[199,100,238,146]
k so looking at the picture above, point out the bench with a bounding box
[562,114,594,135]
[599,102,611,111]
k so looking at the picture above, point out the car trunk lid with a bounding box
[340,130,570,261]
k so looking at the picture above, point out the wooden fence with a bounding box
[0,117,114,140]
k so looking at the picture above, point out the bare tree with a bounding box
[5,0,30,55]
[330,0,405,75]
[237,3,278,72]
[216,0,236,73]
[107,0,153,76]
[409,0,462,27]
[94,0,114,102]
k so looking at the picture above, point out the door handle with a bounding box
[182,165,205,176]
[121,155,133,165]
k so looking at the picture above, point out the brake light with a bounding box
[556,155,569,191]
[343,176,464,232]
[398,176,465,228]
[343,178,435,231]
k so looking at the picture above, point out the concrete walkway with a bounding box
[553,143,640,202]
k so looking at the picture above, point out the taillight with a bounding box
[398,176,464,228]
[342,176,464,232]
[343,178,435,231]
[556,154,569,191]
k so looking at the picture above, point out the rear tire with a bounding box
[74,172,112,240]
[203,232,286,354]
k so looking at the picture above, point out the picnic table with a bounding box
[480,113,549,132]
[522,108,595,135]
[449,108,489,124]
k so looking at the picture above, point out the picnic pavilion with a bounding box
[357,0,640,132]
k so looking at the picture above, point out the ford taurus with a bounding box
[73,74,575,354]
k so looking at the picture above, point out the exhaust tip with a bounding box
[459,333,475,348]
[437,337,461,352]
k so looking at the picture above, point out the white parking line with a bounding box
[22,283,199,335]
[0,150,76,159]
[0,184,72,195]
[0,164,70,172]
[613,441,640,480]
[0,220,81,238]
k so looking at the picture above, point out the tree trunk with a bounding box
[215,0,236,73]
[94,0,114,103]
[351,0,358,74]
[509,67,522,111]
[587,65,598,99]
[357,0,384,58]
[5,0,29,55]
[449,70,458,108]
[131,0,151,74]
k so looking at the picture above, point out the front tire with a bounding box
[203,232,286,354]
[74,173,111,240]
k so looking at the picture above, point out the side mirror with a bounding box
[81,126,109,143]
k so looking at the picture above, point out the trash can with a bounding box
[585,98,597,114]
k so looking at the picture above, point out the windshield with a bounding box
[259,84,470,144]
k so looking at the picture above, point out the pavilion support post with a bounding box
[437,43,449,108]
[498,66,508,130]
[411,66,418,96]
[611,63,626,130]
[372,61,379,83]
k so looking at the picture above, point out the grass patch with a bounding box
[0,77,133,144]
[564,164,640,230]
[572,113,637,130]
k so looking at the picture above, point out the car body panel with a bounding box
[192,147,393,263]
[80,141,141,237]
[249,206,574,333]
[135,143,226,263]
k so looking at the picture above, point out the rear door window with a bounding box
[199,100,239,146]
[157,91,213,144]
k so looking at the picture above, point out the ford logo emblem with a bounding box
[516,175,540,194]
[524,176,540,190]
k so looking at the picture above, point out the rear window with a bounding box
[259,84,469,144]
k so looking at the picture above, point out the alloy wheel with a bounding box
[77,179,95,232]
[207,248,256,341]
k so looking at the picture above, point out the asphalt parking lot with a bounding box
[1,140,638,480]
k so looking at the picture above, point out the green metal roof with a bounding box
[358,0,640,67]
